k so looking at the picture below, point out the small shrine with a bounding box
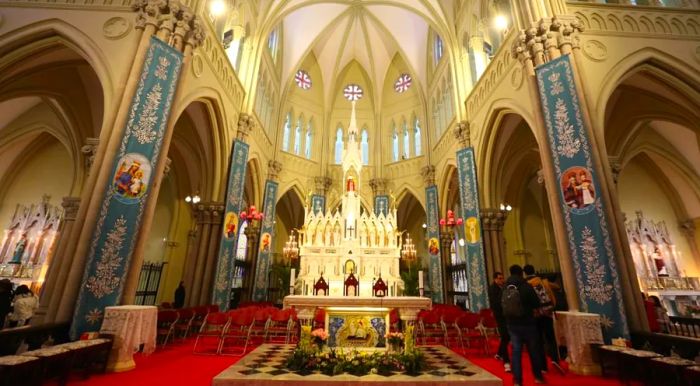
[0,195,63,293]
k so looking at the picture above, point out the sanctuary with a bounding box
[295,101,404,298]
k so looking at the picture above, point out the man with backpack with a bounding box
[502,264,545,386]
[488,272,510,372]
[524,264,564,374]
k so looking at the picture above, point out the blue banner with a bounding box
[212,140,249,310]
[311,194,325,214]
[253,180,278,301]
[374,195,389,217]
[425,185,443,303]
[456,147,488,311]
[71,37,183,338]
[536,55,628,340]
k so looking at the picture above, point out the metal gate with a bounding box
[134,262,166,305]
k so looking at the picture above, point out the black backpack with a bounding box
[501,284,524,318]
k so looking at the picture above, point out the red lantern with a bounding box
[456,218,464,225]
[240,211,247,219]
[439,218,446,226]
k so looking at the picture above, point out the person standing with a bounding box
[0,279,13,329]
[524,264,563,375]
[502,264,545,386]
[173,281,186,309]
[488,271,511,372]
[8,285,37,327]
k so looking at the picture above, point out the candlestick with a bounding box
[418,270,424,297]
[290,268,296,295]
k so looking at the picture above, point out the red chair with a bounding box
[457,313,488,354]
[267,309,292,343]
[441,311,461,348]
[156,310,179,347]
[389,308,400,332]
[418,310,444,345]
[287,308,299,344]
[190,306,209,333]
[479,312,500,343]
[249,308,271,343]
[193,312,228,354]
[161,302,173,309]
[220,310,254,355]
[174,308,195,339]
[207,304,220,313]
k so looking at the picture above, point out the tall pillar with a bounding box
[211,114,254,310]
[511,9,645,340]
[421,165,443,303]
[241,223,260,302]
[481,208,509,279]
[198,203,224,305]
[188,204,214,306]
[439,232,454,304]
[252,161,282,302]
[369,178,389,216]
[65,2,203,338]
[181,228,198,306]
[35,197,81,324]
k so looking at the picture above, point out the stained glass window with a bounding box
[394,73,412,93]
[295,70,312,90]
[343,84,363,101]
[361,129,369,165]
[434,34,444,64]
[305,121,312,159]
[403,121,410,159]
[392,124,399,162]
[282,113,291,151]
[414,118,422,156]
[294,119,302,155]
[335,127,343,164]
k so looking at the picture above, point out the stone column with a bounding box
[181,228,198,306]
[198,202,224,305]
[480,208,509,279]
[241,223,260,302]
[187,204,214,306]
[54,1,204,323]
[34,197,81,323]
[439,232,454,304]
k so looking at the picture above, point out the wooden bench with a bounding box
[0,355,42,386]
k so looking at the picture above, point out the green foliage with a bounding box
[285,347,428,376]
[400,262,419,296]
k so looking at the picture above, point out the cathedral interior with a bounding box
[0,0,698,345]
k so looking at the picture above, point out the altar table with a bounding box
[554,311,604,375]
[99,305,157,372]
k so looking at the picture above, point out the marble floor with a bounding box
[213,344,503,386]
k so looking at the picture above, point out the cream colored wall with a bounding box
[0,139,73,229]
[618,159,699,276]
[156,198,193,304]
[144,178,174,263]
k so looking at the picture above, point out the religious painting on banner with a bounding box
[425,185,443,303]
[456,147,488,311]
[212,139,249,310]
[253,181,278,301]
[311,194,325,214]
[536,54,628,341]
[374,195,389,217]
[71,37,183,339]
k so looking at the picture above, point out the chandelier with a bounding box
[439,209,463,230]
[401,233,417,262]
[283,230,299,263]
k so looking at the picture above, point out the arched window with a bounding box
[402,121,410,159]
[414,118,422,156]
[361,129,369,165]
[334,127,344,164]
[305,120,312,159]
[392,124,399,162]
[294,119,302,155]
[282,113,291,151]
[434,34,443,64]
[267,27,279,62]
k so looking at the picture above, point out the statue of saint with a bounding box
[346,176,355,192]
[10,233,27,264]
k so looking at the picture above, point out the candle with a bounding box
[418,270,424,289]
[290,268,296,294]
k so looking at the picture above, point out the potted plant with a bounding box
[386,332,404,353]
[311,328,328,351]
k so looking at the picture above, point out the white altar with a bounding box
[295,101,404,297]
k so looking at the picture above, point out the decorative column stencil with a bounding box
[425,185,443,303]
[535,54,628,340]
[374,195,389,217]
[310,195,325,214]
[456,147,488,311]
[253,180,278,301]
[212,140,249,310]
[71,37,182,339]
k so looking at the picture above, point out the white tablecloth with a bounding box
[554,311,604,374]
[100,305,157,361]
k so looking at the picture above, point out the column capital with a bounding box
[421,165,436,187]
[453,121,471,148]
[80,137,99,175]
[537,169,545,185]
[236,113,255,142]
[163,157,172,177]
[511,15,584,71]
[61,196,81,221]
[608,156,622,184]
[133,0,204,52]
[679,219,697,238]
[480,208,509,230]
[194,202,224,224]
[267,160,283,181]
[314,176,332,195]
[369,178,388,196]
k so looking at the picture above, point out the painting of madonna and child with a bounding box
[112,153,152,201]
[561,166,596,212]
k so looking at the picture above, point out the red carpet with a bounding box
[68,338,617,386]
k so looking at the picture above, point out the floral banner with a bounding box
[425,185,443,303]
[71,37,182,339]
[311,194,325,214]
[536,54,628,340]
[212,139,249,310]
[374,195,389,217]
[456,147,488,311]
[253,180,278,301]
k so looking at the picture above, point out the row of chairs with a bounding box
[417,308,497,354]
[156,304,220,348]
[192,307,299,355]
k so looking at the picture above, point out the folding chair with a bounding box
[419,311,444,345]
[267,309,292,343]
[174,308,195,339]
[457,312,488,354]
[441,311,462,348]
[220,310,254,355]
[249,308,271,343]
[190,305,209,333]
[193,312,228,355]
[156,310,179,347]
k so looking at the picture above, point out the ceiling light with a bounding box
[210,0,226,17]
[493,15,509,31]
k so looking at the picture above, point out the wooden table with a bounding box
[648,356,697,386]
[99,305,157,372]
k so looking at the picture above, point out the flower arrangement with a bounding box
[386,332,404,345]
[311,328,328,350]
[286,348,426,376]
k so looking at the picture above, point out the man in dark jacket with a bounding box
[173,281,186,309]
[504,264,545,386]
[488,271,510,372]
